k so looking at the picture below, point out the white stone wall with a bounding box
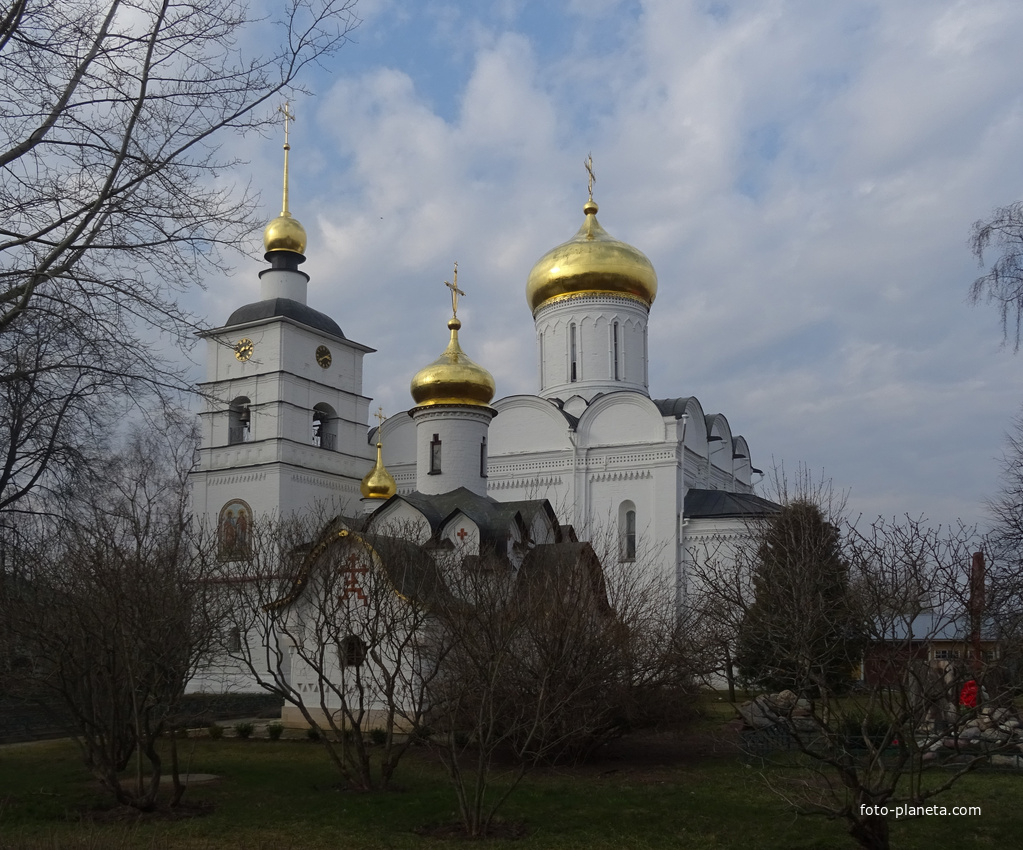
[194,317,374,529]
[411,405,496,496]
[534,294,649,401]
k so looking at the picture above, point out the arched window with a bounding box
[312,403,338,450]
[480,437,487,478]
[619,501,637,561]
[228,396,251,445]
[341,635,367,668]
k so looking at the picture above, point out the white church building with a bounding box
[190,134,779,652]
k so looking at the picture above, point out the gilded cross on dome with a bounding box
[277,101,296,217]
[585,152,595,200]
[445,263,465,317]
[279,101,295,150]
[374,406,386,428]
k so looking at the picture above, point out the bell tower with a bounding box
[191,105,375,534]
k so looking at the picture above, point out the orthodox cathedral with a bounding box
[190,133,778,627]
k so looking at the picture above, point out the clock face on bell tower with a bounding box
[234,338,254,361]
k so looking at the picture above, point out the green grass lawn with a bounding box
[0,728,1018,849]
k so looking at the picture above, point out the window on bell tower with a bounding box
[312,403,338,451]
[228,397,251,445]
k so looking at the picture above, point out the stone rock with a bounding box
[737,696,781,729]
[773,690,798,710]
[981,728,1009,744]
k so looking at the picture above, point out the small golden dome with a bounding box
[263,211,307,256]
[410,317,496,408]
[361,443,397,499]
[525,198,657,314]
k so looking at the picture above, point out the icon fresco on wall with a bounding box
[218,499,252,560]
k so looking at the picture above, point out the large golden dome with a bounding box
[410,317,496,408]
[263,210,307,256]
[526,198,657,314]
[361,442,397,499]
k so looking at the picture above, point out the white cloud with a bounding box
[207,0,1023,529]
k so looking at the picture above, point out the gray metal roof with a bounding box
[683,488,781,519]
[225,298,345,339]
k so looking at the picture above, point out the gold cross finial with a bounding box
[445,262,465,317]
[279,101,295,150]
[278,102,295,215]
[374,406,386,428]
[585,152,595,201]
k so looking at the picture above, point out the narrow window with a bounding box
[430,433,442,474]
[613,321,620,380]
[480,437,487,478]
[570,323,578,382]
[624,510,637,560]
[227,626,242,652]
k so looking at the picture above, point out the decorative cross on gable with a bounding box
[456,527,468,541]
[340,552,369,607]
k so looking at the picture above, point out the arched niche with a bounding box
[228,396,251,445]
[313,402,338,450]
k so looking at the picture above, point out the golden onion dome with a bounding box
[263,210,307,256]
[361,442,397,499]
[526,198,657,314]
[410,317,496,408]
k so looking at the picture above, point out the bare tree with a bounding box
[979,409,1023,687]
[427,544,693,838]
[969,201,1023,350]
[0,415,221,811]
[685,537,756,700]
[220,518,444,791]
[738,516,1012,850]
[0,304,121,513]
[0,0,359,512]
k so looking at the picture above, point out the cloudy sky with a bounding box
[200,0,1023,531]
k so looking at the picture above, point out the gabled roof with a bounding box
[516,541,610,614]
[271,527,449,609]
[379,488,559,550]
[684,488,781,519]
[359,533,448,604]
